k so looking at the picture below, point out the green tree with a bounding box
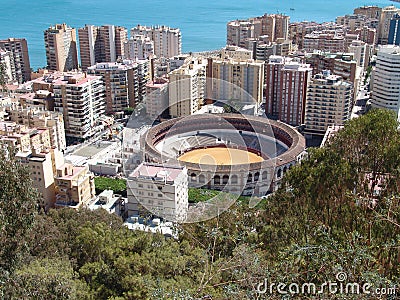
[4,258,92,300]
[0,147,38,275]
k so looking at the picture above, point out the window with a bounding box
[158,193,163,197]
[138,184,143,188]
[231,175,238,184]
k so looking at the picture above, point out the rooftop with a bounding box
[130,163,185,182]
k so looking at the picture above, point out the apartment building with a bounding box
[0,121,51,152]
[0,38,31,83]
[127,163,188,222]
[87,60,140,114]
[44,24,78,71]
[378,6,400,45]
[169,57,207,118]
[303,31,347,53]
[0,49,14,84]
[207,57,264,104]
[8,107,66,152]
[388,14,400,45]
[145,77,169,119]
[16,147,64,210]
[124,35,154,60]
[131,25,181,58]
[370,45,400,115]
[51,72,105,142]
[55,163,96,208]
[305,71,353,136]
[78,24,128,70]
[265,56,312,126]
[221,45,253,60]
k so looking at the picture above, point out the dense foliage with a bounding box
[0,109,399,299]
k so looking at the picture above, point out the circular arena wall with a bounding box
[143,113,306,196]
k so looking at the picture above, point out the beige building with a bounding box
[221,45,253,60]
[378,6,400,45]
[262,14,290,42]
[145,77,169,119]
[55,163,96,208]
[227,20,255,48]
[87,60,140,114]
[305,71,353,136]
[78,25,128,70]
[8,107,66,152]
[207,58,264,104]
[44,24,78,71]
[131,25,181,58]
[127,163,188,222]
[0,121,51,152]
[303,31,347,53]
[0,38,31,83]
[169,57,207,118]
[16,147,64,210]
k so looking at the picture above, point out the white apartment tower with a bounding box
[370,45,400,117]
[52,73,105,142]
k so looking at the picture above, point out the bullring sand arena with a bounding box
[178,147,263,165]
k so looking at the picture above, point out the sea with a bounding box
[0,0,396,69]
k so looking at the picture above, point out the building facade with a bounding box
[124,35,154,60]
[16,147,64,210]
[87,61,140,114]
[305,71,353,135]
[145,78,169,119]
[265,56,312,126]
[169,57,207,118]
[207,58,264,104]
[370,45,400,116]
[378,6,400,45]
[44,24,78,71]
[52,73,105,142]
[8,107,66,152]
[78,25,128,70]
[131,25,181,58]
[55,163,96,208]
[388,14,400,45]
[0,38,31,83]
[127,163,188,222]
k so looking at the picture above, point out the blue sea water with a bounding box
[0,0,396,69]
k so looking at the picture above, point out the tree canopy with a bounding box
[1,109,400,299]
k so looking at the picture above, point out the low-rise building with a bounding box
[16,147,64,209]
[55,163,96,208]
[127,163,188,222]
